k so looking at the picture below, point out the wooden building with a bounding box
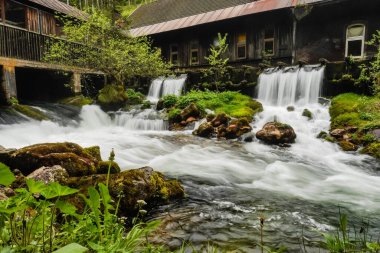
[129,0,380,68]
[0,0,94,104]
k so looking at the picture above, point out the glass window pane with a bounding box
[265,41,274,55]
[191,50,199,64]
[237,45,246,59]
[347,40,362,57]
[237,33,246,43]
[171,53,178,65]
[5,0,26,28]
[347,25,364,38]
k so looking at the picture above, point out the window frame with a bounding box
[236,32,247,60]
[169,44,179,66]
[345,23,366,59]
[189,47,199,66]
[4,0,27,29]
[264,28,275,56]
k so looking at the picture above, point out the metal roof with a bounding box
[130,0,297,36]
[26,0,87,20]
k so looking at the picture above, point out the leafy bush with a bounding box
[168,108,182,122]
[126,88,145,105]
[161,94,178,108]
[97,84,128,105]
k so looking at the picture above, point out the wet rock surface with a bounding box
[256,122,297,145]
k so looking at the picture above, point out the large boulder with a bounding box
[0,146,16,166]
[224,118,252,139]
[256,122,297,144]
[210,113,230,127]
[26,165,69,184]
[8,142,98,177]
[180,103,201,120]
[192,122,214,138]
[66,167,185,216]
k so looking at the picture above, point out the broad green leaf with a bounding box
[0,163,15,187]
[56,200,78,216]
[88,187,100,210]
[53,243,88,253]
[41,182,78,199]
[98,183,114,211]
[26,178,47,194]
[367,242,380,251]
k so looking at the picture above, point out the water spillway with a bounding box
[147,74,187,102]
[257,65,325,106]
[0,67,379,251]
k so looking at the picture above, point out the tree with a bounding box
[203,33,229,91]
[44,10,169,85]
[358,31,380,95]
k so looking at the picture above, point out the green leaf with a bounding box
[56,200,78,216]
[53,243,88,253]
[0,163,15,187]
[26,178,47,194]
[41,182,78,199]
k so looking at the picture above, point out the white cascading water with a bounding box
[0,66,379,250]
[257,65,324,106]
[147,74,187,102]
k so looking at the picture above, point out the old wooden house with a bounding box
[0,0,94,104]
[129,0,380,68]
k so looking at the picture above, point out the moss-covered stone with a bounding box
[317,131,328,139]
[302,108,313,120]
[8,142,99,177]
[96,161,121,174]
[13,104,48,121]
[66,167,185,216]
[84,146,102,161]
[97,84,128,110]
[339,140,358,152]
[287,106,295,112]
[59,95,93,107]
[362,142,380,159]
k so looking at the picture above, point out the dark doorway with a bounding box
[15,67,73,102]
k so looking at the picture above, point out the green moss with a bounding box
[125,88,145,105]
[141,100,151,109]
[83,146,102,161]
[97,84,128,106]
[168,108,182,122]
[59,95,93,107]
[362,142,380,159]
[302,108,313,120]
[161,94,178,108]
[96,161,121,174]
[173,91,262,121]
[13,104,48,121]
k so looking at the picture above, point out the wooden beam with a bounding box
[1,65,17,102]
[0,57,103,75]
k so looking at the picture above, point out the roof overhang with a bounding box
[26,0,88,20]
[130,0,297,37]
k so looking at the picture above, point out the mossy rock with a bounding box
[84,146,102,161]
[193,122,214,138]
[256,122,296,144]
[287,106,295,112]
[141,100,151,110]
[302,109,313,120]
[13,104,48,121]
[317,131,328,139]
[66,167,185,216]
[59,95,93,107]
[324,136,337,143]
[339,140,358,152]
[96,161,121,174]
[97,84,128,110]
[362,142,380,159]
[8,142,99,177]
[247,100,263,115]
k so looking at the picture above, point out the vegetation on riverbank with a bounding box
[329,93,380,158]
[162,90,263,121]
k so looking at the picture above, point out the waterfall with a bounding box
[147,74,187,102]
[257,65,325,106]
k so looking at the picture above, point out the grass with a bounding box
[163,90,263,121]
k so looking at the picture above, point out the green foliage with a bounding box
[330,93,380,130]
[53,243,88,253]
[44,10,169,85]
[161,95,178,108]
[321,211,379,253]
[168,91,262,121]
[357,31,380,95]
[362,142,380,159]
[97,84,128,106]
[59,95,93,107]
[0,163,15,187]
[203,33,229,91]
[168,108,181,122]
[141,100,151,110]
[125,89,145,105]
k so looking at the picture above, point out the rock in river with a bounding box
[256,122,297,144]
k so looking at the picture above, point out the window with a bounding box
[5,0,26,28]
[346,24,365,58]
[170,44,179,65]
[264,28,275,55]
[189,42,199,65]
[236,33,246,59]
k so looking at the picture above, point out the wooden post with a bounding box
[72,72,82,94]
[1,65,17,103]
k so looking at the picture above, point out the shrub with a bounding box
[168,108,182,122]
[162,94,178,108]
[126,88,145,105]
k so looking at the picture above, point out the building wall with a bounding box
[148,0,380,68]
[150,10,294,68]
[295,0,380,63]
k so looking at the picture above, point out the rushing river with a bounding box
[0,68,379,252]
